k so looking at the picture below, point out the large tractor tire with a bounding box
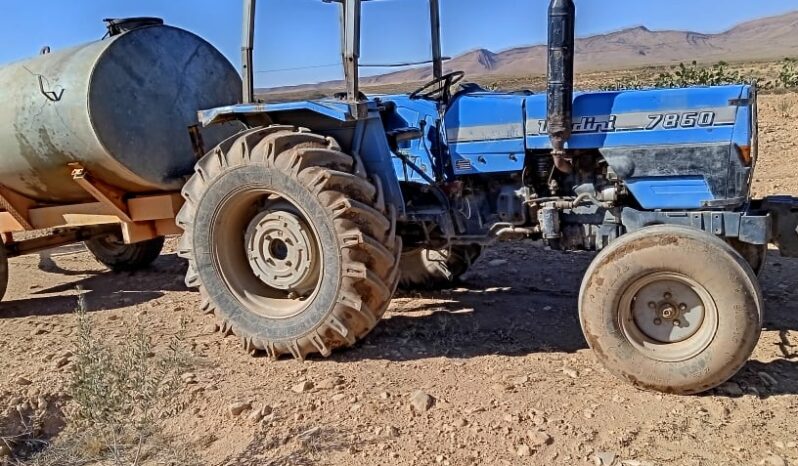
[85,235,164,272]
[176,126,401,359]
[579,225,762,395]
[399,245,482,290]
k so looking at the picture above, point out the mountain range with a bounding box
[362,10,798,85]
[264,10,798,92]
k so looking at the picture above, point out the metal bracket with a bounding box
[188,124,206,159]
[38,75,64,102]
[70,165,133,223]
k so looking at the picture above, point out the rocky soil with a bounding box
[2,92,798,466]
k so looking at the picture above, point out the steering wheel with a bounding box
[409,71,465,101]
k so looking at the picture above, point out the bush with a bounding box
[22,293,198,466]
[779,58,798,89]
[600,75,649,91]
[655,61,742,88]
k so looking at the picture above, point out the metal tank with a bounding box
[0,18,242,203]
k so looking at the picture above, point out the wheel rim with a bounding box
[245,208,320,295]
[619,272,718,362]
[212,188,323,320]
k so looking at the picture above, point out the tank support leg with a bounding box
[70,165,132,223]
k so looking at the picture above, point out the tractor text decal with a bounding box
[538,115,617,134]
[645,111,716,130]
[527,107,735,136]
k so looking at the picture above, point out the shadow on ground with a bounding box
[1,253,189,319]
[347,245,596,361]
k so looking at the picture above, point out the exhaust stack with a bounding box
[546,0,575,171]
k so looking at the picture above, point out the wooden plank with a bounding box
[128,193,184,221]
[155,218,182,237]
[0,212,27,233]
[122,221,158,244]
[28,202,120,229]
[0,186,35,230]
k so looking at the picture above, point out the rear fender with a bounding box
[199,101,406,218]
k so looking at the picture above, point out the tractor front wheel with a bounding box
[579,225,762,395]
[177,126,401,359]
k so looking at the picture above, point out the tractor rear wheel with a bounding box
[85,235,164,272]
[176,126,401,359]
[399,245,482,289]
[579,225,762,395]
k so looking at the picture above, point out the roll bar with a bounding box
[240,0,445,117]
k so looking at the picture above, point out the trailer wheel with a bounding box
[399,245,482,289]
[579,225,762,395]
[176,126,401,359]
[85,235,164,272]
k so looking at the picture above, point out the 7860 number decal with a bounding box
[646,111,716,130]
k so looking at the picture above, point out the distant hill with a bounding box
[261,10,798,93]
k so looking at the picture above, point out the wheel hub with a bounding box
[244,210,320,296]
[632,279,706,344]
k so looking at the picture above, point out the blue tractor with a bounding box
[178,0,798,394]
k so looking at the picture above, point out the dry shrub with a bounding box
[17,293,197,466]
[776,98,794,118]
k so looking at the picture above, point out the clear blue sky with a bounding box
[1,0,795,87]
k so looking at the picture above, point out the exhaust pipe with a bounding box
[546,0,576,174]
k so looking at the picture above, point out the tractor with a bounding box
[173,0,798,395]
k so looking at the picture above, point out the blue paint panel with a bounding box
[526,126,736,149]
[524,85,746,117]
[524,84,747,149]
[450,140,525,174]
[445,93,526,174]
[626,177,714,209]
[379,96,440,183]
[446,93,527,126]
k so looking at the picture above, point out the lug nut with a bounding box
[654,318,662,326]
[661,306,676,319]
[673,319,681,327]
[679,303,688,311]
[664,292,672,300]
[648,301,657,309]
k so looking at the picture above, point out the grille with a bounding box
[455,159,473,171]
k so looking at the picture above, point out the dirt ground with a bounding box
[2,92,798,466]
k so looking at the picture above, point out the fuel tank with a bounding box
[0,19,242,203]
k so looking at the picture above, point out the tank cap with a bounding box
[103,17,164,37]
